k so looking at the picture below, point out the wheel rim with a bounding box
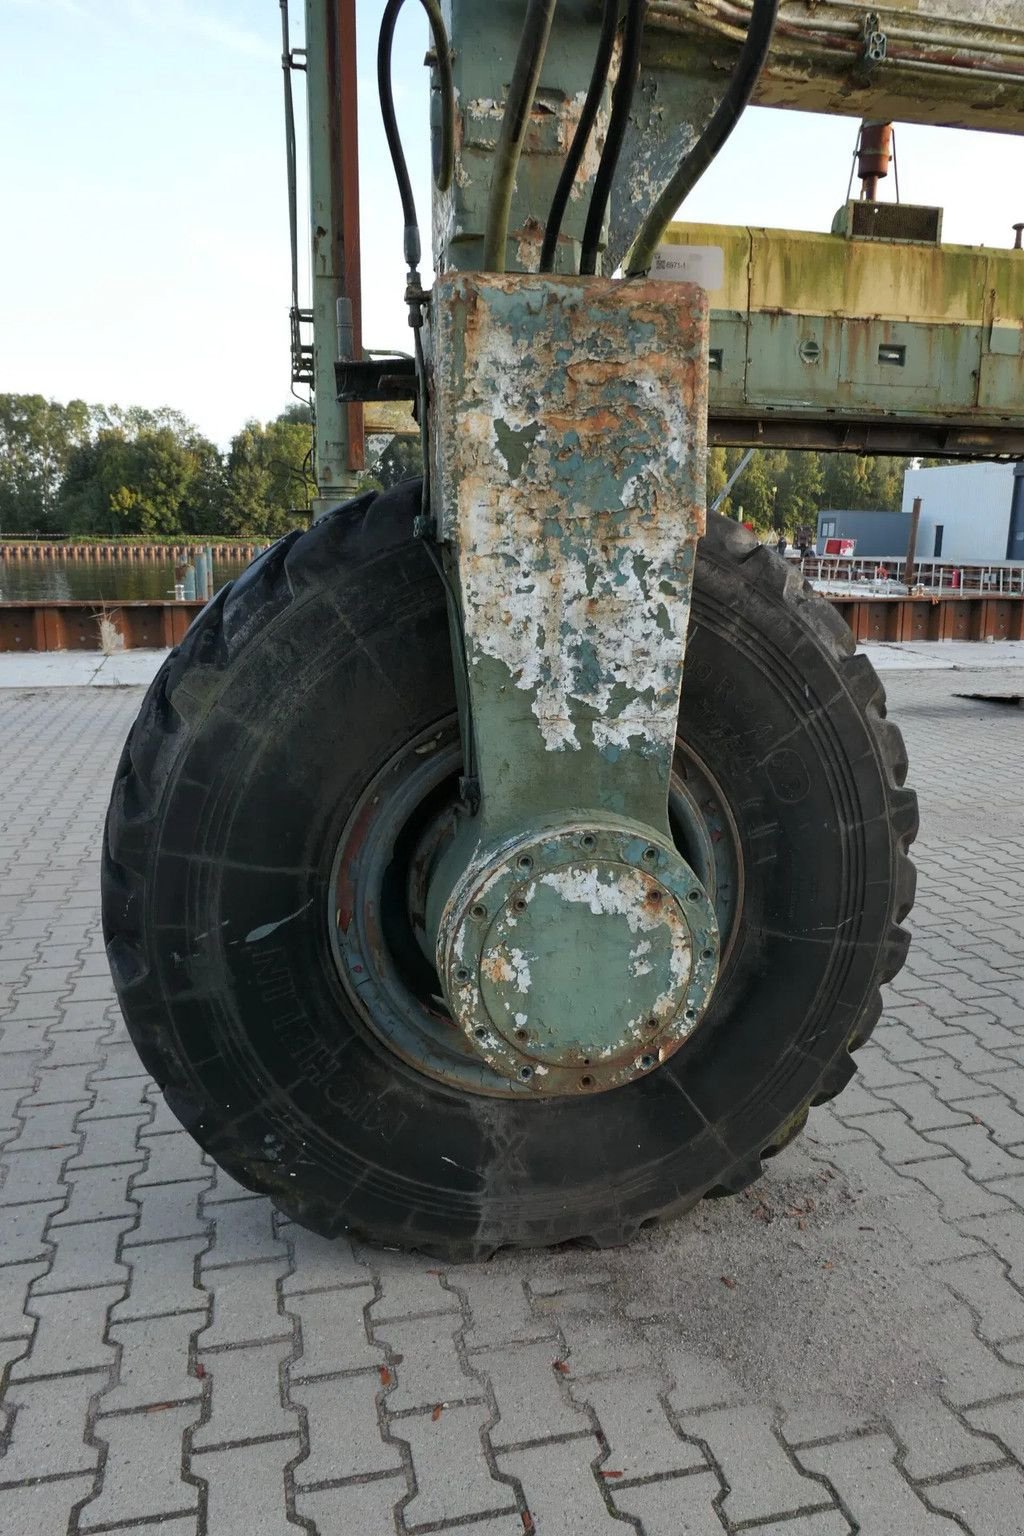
[329,715,744,1098]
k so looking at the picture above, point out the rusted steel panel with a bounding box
[827,593,1024,643]
[0,601,205,652]
[645,0,1024,134]
[430,272,709,835]
[662,221,1024,450]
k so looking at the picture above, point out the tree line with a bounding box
[708,446,909,531]
[0,394,409,540]
[1,393,909,540]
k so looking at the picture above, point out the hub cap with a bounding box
[436,824,719,1095]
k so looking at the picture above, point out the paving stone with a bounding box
[363,1251,462,1320]
[398,1401,513,1526]
[895,1192,987,1266]
[0,1369,104,1479]
[662,1342,746,1415]
[460,1271,553,1348]
[779,1397,875,1448]
[196,1437,303,1536]
[497,1434,622,1535]
[1,1098,85,1153]
[279,1224,371,1294]
[22,1062,95,1104]
[144,1089,187,1137]
[888,1395,1005,1481]
[926,1466,1024,1532]
[91,1039,149,1079]
[102,1309,205,1412]
[199,1259,290,1349]
[903,1156,1014,1221]
[291,1372,402,1485]
[965,1396,1024,1463]
[845,1108,939,1163]
[0,1197,61,1264]
[1,991,70,1023]
[0,1144,69,1206]
[928,1124,1024,1183]
[193,1338,298,1447]
[12,1284,123,1379]
[80,1403,201,1528]
[609,1472,726,1536]
[199,1160,263,1206]
[911,1055,1001,1104]
[378,1314,478,1413]
[113,1235,210,1322]
[932,1031,1013,1076]
[937,1252,1024,1340]
[123,1178,210,1247]
[797,1433,960,1534]
[289,1283,381,1378]
[479,1339,589,1447]
[923,1303,1024,1408]
[953,1092,1024,1150]
[198,1195,285,1268]
[132,1130,208,1189]
[996,1173,1024,1212]
[53,1159,143,1225]
[0,1018,51,1053]
[78,1072,150,1120]
[0,1051,43,1101]
[65,1111,150,1169]
[39,1026,108,1067]
[0,1473,96,1536]
[804,1108,871,1151]
[540,1289,646,1377]
[570,1377,706,1481]
[295,1477,407,1535]
[851,1046,917,1092]
[33,1216,133,1294]
[686,1406,834,1526]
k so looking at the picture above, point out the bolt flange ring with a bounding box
[437,823,719,1095]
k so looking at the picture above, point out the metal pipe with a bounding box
[711,448,755,514]
[626,0,779,276]
[580,0,647,277]
[650,0,1024,59]
[539,0,619,274]
[305,0,364,511]
[482,0,558,272]
[905,497,922,589]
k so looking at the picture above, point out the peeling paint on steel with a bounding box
[430,273,709,779]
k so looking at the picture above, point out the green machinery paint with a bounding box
[298,0,1018,1093]
[421,271,717,1090]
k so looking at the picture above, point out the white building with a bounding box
[901,462,1024,563]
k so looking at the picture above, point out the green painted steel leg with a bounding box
[422,270,717,1095]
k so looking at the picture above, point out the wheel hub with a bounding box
[436,824,719,1095]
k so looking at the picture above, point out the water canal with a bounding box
[0,552,255,602]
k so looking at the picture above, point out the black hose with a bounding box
[378,0,455,273]
[625,0,778,276]
[579,0,646,277]
[482,0,559,272]
[538,0,619,273]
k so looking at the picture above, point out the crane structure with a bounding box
[102,2,1023,1257]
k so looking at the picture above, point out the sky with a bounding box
[3,0,1024,447]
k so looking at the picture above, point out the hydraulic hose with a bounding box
[579,0,647,276]
[378,0,455,273]
[538,0,620,273]
[482,0,559,272]
[625,0,778,276]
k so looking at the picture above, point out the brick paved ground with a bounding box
[1,670,1023,1535]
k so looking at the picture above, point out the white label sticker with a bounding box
[648,244,724,291]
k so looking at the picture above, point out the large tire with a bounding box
[102,483,917,1258]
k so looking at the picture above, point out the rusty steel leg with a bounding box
[420,271,719,1096]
